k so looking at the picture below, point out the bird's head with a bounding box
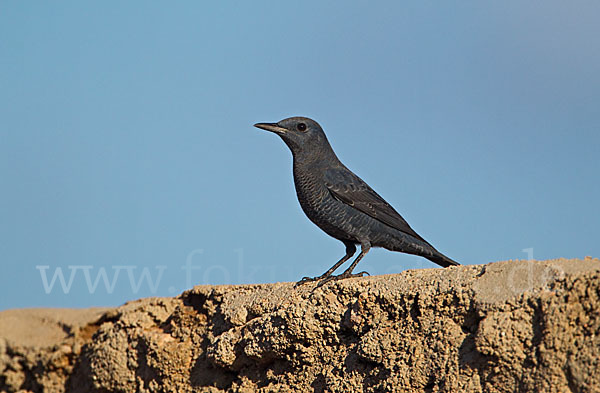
[254,117,332,158]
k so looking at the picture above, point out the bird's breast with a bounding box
[292,166,356,241]
[293,170,329,213]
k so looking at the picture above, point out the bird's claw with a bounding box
[313,270,370,289]
[295,270,370,289]
[294,276,322,287]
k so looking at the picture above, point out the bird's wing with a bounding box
[324,167,428,243]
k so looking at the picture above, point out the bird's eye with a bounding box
[297,123,307,132]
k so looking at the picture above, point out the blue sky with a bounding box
[1,2,599,309]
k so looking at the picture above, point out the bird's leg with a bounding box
[316,242,371,287]
[296,242,356,286]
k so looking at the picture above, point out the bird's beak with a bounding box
[253,122,288,134]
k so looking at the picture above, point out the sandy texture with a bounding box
[1,258,599,392]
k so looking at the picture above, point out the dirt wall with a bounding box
[1,258,599,392]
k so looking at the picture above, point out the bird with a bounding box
[254,117,459,285]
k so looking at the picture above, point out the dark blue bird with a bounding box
[254,117,459,285]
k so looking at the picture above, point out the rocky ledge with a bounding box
[1,258,599,393]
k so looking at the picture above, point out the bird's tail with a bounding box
[426,252,460,268]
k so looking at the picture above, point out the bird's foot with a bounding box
[295,275,327,287]
[314,270,370,289]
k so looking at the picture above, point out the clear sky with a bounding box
[1,2,599,309]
